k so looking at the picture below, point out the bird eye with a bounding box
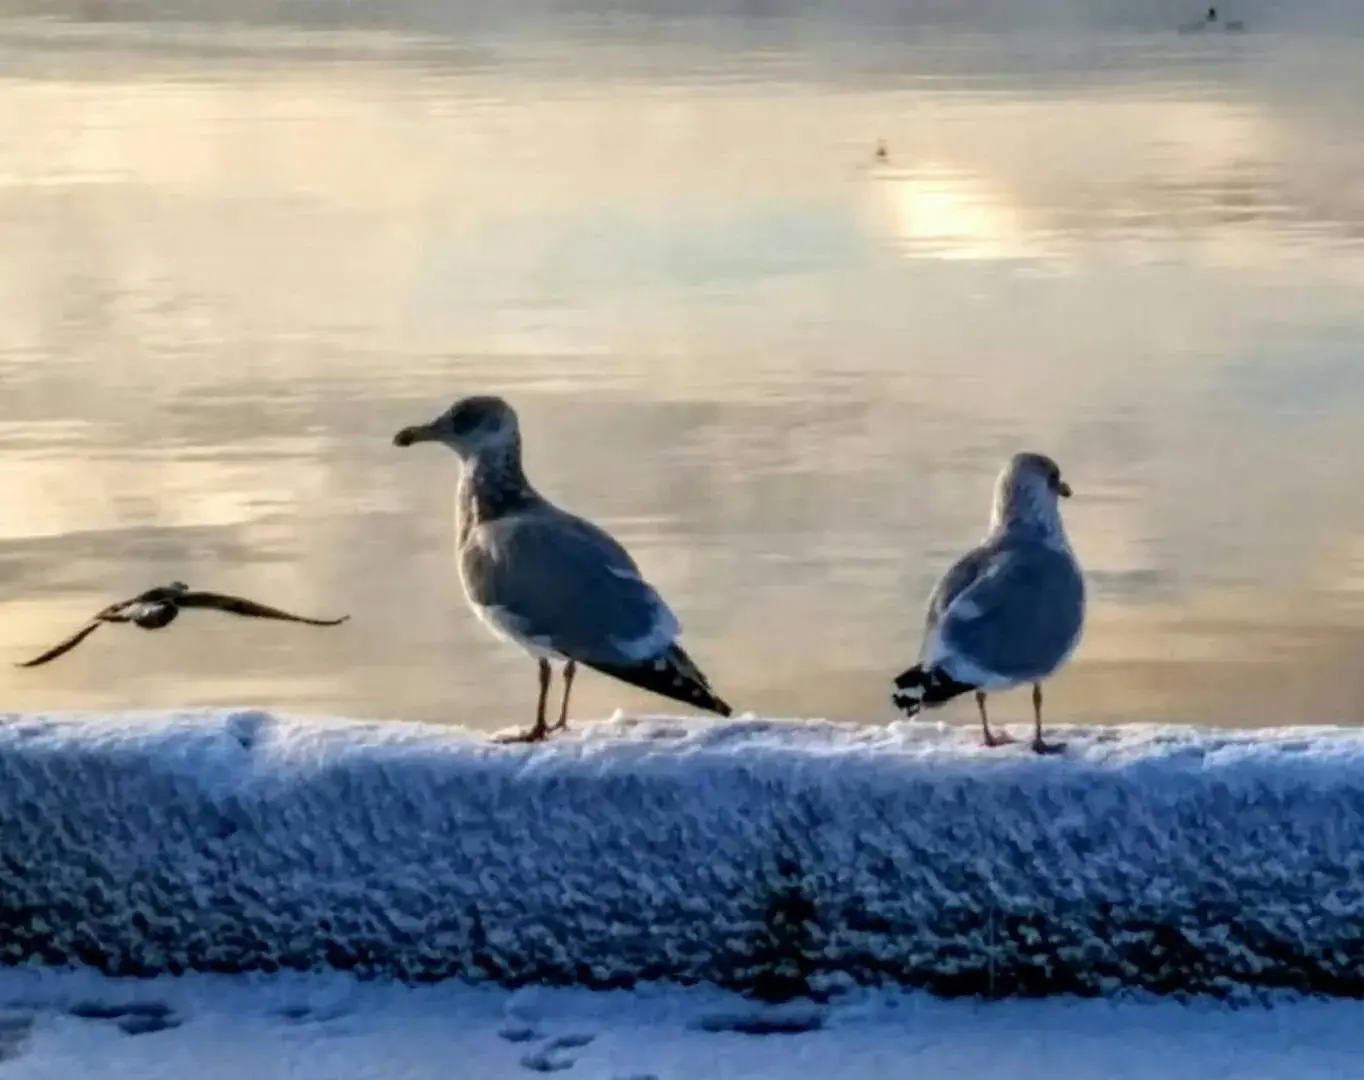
[446,404,474,433]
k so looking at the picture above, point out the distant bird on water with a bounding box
[16,582,350,668]
[890,452,1085,754]
[1180,6,1245,32]
[393,394,732,743]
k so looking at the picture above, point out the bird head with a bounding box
[990,451,1072,536]
[393,395,520,461]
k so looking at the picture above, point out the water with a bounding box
[3,2,1364,730]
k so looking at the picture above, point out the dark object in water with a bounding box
[16,582,349,667]
[1180,7,1246,32]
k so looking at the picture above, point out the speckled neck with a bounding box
[456,436,537,541]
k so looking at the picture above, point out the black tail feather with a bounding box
[585,643,732,717]
[891,664,975,717]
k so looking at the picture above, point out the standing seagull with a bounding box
[393,395,732,742]
[890,452,1084,754]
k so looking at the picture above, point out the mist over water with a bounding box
[3,0,1364,730]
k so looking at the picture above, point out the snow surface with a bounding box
[3,710,1364,996]
[0,966,1361,1080]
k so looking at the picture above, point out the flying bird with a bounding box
[16,582,349,668]
[393,394,732,743]
[890,452,1085,754]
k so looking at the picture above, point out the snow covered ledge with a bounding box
[2,712,1363,999]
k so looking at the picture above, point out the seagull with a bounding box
[890,452,1085,755]
[393,394,732,743]
[16,582,350,668]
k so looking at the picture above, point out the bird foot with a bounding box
[982,732,1016,748]
[1031,738,1066,756]
[494,727,551,744]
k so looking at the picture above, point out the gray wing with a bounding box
[461,506,681,665]
[921,544,991,646]
[928,540,1085,682]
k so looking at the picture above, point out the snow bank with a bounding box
[3,966,1364,1080]
[2,711,1364,998]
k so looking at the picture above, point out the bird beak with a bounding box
[1057,480,1073,498]
[393,421,437,448]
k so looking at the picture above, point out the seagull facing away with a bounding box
[890,452,1085,755]
[393,394,732,743]
[16,582,350,668]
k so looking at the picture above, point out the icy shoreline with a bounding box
[3,711,1364,997]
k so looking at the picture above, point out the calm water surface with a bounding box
[4,3,1364,730]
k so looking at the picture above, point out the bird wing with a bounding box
[15,620,106,668]
[924,539,1085,684]
[460,505,681,667]
[921,543,990,645]
[177,592,350,626]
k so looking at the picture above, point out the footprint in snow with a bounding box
[0,1013,34,1062]
[276,1004,350,1025]
[67,1000,181,1036]
[519,1032,597,1072]
[692,1001,826,1036]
